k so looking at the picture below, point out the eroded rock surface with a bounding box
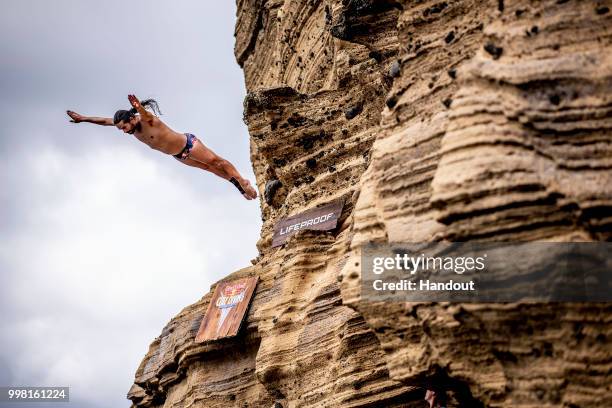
[129,1,611,407]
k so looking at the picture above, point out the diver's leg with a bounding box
[178,140,258,200]
[178,157,211,172]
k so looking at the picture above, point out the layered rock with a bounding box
[129,1,612,407]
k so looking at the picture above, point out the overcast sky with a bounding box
[0,1,261,407]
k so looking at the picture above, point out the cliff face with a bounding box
[128,1,612,407]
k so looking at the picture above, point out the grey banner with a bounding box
[272,200,344,247]
[0,387,69,403]
[361,242,611,302]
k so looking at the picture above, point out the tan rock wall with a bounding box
[129,1,611,407]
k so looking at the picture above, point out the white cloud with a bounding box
[0,143,261,407]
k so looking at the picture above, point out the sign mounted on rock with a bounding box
[272,200,344,247]
[195,276,258,343]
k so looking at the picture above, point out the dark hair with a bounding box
[113,99,162,124]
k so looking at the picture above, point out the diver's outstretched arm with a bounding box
[127,94,154,121]
[66,110,114,126]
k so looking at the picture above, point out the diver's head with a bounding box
[113,99,162,134]
[114,112,140,134]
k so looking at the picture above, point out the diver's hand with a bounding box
[66,110,84,123]
[128,94,141,110]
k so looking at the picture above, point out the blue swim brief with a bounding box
[174,133,198,161]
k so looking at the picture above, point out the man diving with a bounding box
[66,95,258,200]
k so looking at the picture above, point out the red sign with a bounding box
[195,276,258,343]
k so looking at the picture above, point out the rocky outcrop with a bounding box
[128,1,612,407]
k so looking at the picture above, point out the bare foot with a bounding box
[240,179,258,200]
